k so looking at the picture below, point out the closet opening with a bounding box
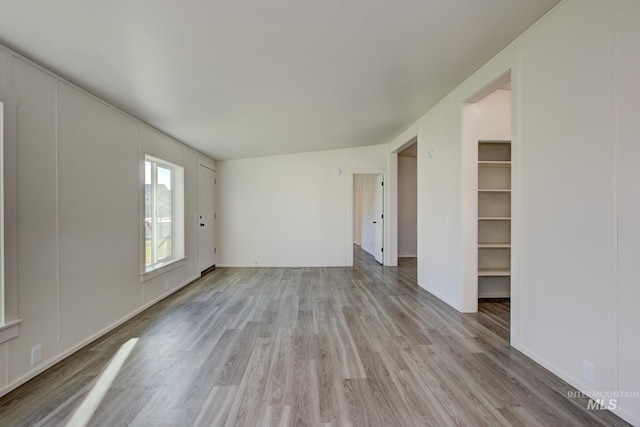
[397,140,417,269]
[462,71,513,342]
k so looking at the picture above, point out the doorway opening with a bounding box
[198,163,216,274]
[462,71,513,338]
[353,174,384,265]
[397,140,417,270]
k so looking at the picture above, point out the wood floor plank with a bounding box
[316,332,350,425]
[401,347,478,426]
[291,359,322,426]
[392,368,451,426]
[329,316,366,379]
[0,248,630,427]
[225,337,272,427]
[263,329,293,407]
[414,343,512,426]
[258,404,291,427]
[498,406,546,427]
[192,385,238,427]
[343,379,378,427]
[214,322,261,386]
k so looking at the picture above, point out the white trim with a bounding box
[510,51,523,347]
[611,0,620,400]
[0,98,4,324]
[0,90,17,327]
[0,319,21,344]
[139,257,187,282]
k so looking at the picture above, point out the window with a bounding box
[1,99,4,323]
[144,155,184,274]
[0,90,21,343]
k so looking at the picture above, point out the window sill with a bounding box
[140,257,187,283]
[0,319,22,344]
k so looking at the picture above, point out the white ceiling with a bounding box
[0,0,558,160]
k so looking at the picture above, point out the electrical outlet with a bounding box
[31,344,42,366]
[583,360,595,383]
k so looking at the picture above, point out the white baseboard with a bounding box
[0,274,200,399]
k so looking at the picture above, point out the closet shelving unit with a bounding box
[478,141,511,297]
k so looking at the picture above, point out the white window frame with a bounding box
[141,154,185,280]
[0,90,22,343]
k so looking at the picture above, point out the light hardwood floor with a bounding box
[0,247,629,426]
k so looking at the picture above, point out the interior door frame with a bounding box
[373,173,384,264]
[350,169,386,266]
[197,159,216,273]
[461,70,519,345]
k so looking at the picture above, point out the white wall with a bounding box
[0,45,214,397]
[516,0,618,414]
[217,145,388,267]
[617,0,640,418]
[475,90,512,141]
[397,155,417,257]
[388,0,639,423]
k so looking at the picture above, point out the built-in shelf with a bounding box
[478,140,511,162]
[478,161,511,168]
[478,140,511,299]
[478,268,511,277]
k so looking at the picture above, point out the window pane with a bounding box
[144,161,152,267]
[157,165,171,191]
[156,165,172,260]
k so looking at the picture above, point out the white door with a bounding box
[354,181,363,245]
[373,174,384,264]
[198,165,216,272]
